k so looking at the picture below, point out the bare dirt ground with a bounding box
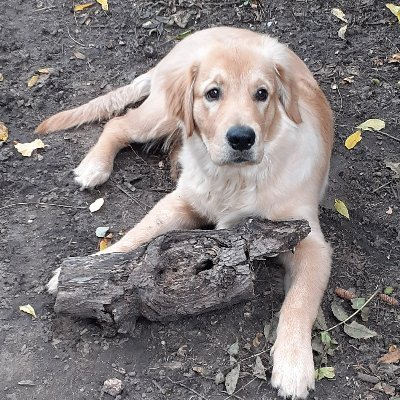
[0,1,399,399]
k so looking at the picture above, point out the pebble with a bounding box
[102,378,123,397]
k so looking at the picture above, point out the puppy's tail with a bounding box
[36,69,154,134]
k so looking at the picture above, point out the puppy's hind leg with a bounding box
[74,95,178,189]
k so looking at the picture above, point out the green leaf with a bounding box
[315,366,335,380]
[95,226,109,238]
[320,331,332,346]
[356,118,385,131]
[334,199,350,220]
[384,286,395,295]
[351,297,366,310]
[343,321,377,339]
[331,302,349,322]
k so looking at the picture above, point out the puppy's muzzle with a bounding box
[227,125,255,151]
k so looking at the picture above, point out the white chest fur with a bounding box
[176,119,323,228]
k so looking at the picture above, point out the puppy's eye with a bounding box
[205,88,221,101]
[255,88,268,102]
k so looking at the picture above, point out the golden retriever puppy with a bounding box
[38,27,334,399]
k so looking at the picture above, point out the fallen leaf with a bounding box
[215,371,225,384]
[37,68,51,74]
[19,304,37,318]
[343,321,377,339]
[356,119,385,131]
[89,197,105,213]
[338,25,347,40]
[384,286,394,295]
[0,73,3,82]
[27,74,39,88]
[345,130,362,149]
[386,206,393,215]
[74,2,95,12]
[252,332,263,348]
[320,331,332,346]
[0,121,9,142]
[331,302,349,322]
[225,364,240,395]
[351,297,366,310]
[388,53,400,63]
[315,366,335,380]
[314,307,328,330]
[99,237,110,251]
[342,75,355,84]
[253,356,266,380]
[334,199,350,220]
[263,322,271,341]
[386,3,400,22]
[95,226,110,238]
[192,366,205,375]
[74,51,87,60]
[331,8,348,23]
[15,139,46,157]
[385,161,400,179]
[96,0,108,11]
[378,348,400,364]
[228,340,239,356]
[361,307,370,322]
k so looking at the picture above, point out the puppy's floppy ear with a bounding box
[165,65,198,136]
[274,64,302,124]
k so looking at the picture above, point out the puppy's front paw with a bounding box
[271,336,315,399]
[46,267,61,294]
[74,158,112,189]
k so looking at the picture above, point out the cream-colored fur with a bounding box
[39,27,334,399]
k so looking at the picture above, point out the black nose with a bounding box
[226,125,256,151]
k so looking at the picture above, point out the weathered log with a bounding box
[54,218,310,333]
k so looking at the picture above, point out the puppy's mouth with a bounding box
[221,150,258,165]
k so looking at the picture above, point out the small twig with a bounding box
[167,377,209,400]
[67,27,86,47]
[325,289,380,333]
[0,202,87,211]
[112,181,148,211]
[372,181,391,193]
[378,131,400,143]
[34,5,56,11]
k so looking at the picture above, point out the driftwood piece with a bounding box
[55,219,310,333]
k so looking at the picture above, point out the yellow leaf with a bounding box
[334,199,350,220]
[99,238,110,251]
[37,68,51,74]
[19,304,37,318]
[74,2,95,12]
[0,121,9,142]
[89,197,105,213]
[15,139,46,157]
[338,25,347,40]
[27,74,39,88]
[356,119,385,131]
[388,53,400,63]
[331,8,348,23]
[96,0,108,11]
[345,130,362,149]
[386,3,400,22]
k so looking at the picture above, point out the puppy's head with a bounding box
[165,39,302,166]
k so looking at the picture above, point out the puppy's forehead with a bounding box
[197,45,275,83]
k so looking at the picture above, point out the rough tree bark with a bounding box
[54,218,310,333]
